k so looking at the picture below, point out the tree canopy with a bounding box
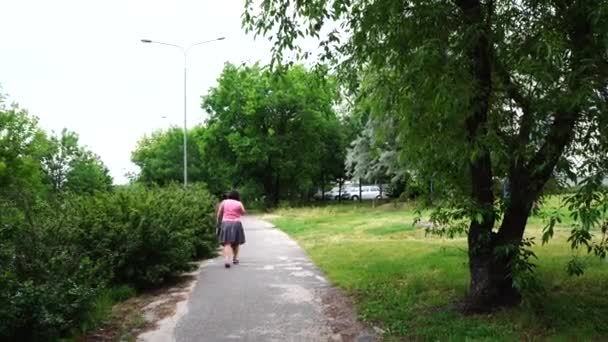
[0,102,49,204]
[42,128,113,194]
[130,63,349,205]
[131,126,206,186]
[203,64,344,204]
[1,99,112,201]
[201,63,346,204]
[244,0,608,311]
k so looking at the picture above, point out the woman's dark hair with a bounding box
[227,190,240,201]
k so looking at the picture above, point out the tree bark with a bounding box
[465,151,504,312]
[466,177,532,312]
[456,0,511,312]
[263,158,276,208]
[273,170,280,207]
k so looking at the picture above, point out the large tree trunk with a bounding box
[466,165,529,310]
[464,149,505,312]
[466,184,533,312]
[458,0,591,313]
[466,241,519,312]
[467,5,590,312]
[456,0,504,313]
[272,170,280,207]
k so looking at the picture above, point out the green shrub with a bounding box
[108,284,137,302]
[0,184,217,340]
[108,184,216,287]
[0,201,102,341]
[71,284,136,336]
[61,184,217,288]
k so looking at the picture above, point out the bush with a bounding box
[61,184,217,287]
[107,184,216,287]
[0,184,217,340]
[0,200,102,340]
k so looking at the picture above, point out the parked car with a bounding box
[329,186,352,200]
[342,185,359,199]
[313,186,348,200]
[313,190,331,200]
[349,185,389,200]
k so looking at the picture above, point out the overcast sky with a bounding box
[0,0,275,184]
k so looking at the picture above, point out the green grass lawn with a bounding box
[265,199,608,341]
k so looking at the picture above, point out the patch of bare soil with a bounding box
[80,271,198,342]
[320,287,381,342]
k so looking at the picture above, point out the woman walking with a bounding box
[216,190,246,268]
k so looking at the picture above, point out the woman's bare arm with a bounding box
[217,201,224,222]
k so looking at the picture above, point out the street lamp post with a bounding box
[141,37,225,187]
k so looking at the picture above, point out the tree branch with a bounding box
[526,110,579,190]
[493,61,535,147]
[526,5,593,193]
[455,0,496,232]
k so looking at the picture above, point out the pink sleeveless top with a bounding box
[221,199,244,222]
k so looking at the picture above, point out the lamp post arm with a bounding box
[141,40,185,53]
[140,36,225,187]
[184,37,225,54]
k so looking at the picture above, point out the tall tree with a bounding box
[244,0,608,311]
[202,63,342,205]
[64,152,113,194]
[131,126,205,186]
[42,129,113,194]
[42,129,81,192]
[0,100,48,206]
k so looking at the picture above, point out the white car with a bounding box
[342,185,360,199]
[327,186,349,200]
[313,186,347,200]
[348,185,389,200]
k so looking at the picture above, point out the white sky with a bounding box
[0,0,274,184]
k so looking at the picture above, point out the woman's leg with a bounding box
[223,244,232,267]
[232,244,240,263]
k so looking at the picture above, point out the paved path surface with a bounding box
[174,216,338,342]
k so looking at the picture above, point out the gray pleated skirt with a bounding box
[218,220,246,245]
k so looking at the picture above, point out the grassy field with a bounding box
[265,198,608,341]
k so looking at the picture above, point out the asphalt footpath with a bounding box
[174,216,339,342]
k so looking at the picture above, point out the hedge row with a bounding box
[0,184,217,340]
